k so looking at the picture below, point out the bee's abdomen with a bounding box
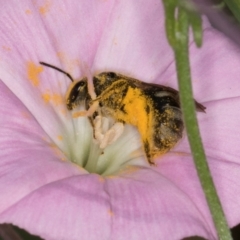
[153,106,183,154]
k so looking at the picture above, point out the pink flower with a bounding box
[0,1,240,239]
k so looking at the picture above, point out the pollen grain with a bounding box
[39,0,51,15]
[27,61,43,87]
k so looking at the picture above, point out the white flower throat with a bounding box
[68,110,144,175]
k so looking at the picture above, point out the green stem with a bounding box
[223,0,240,23]
[163,2,233,239]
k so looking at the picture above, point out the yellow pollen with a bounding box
[98,176,105,183]
[75,165,86,172]
[52,93,64,106]
[21,111,31,119]
[60,109,67,116]
[107,175,118,179]
[39,0,51,15]
[49,143,66,161]
[25,9,31,15]
[42,91,64,107]
[120,87,153,143]
[2,46,11,51]
[118,165,141,175]
[108,210,114,216]
[27,61,43,87]
[57,135,63,141]
[57,51,65,60]
[42,92,51,103]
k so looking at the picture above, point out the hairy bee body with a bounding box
[92,72,188,164]
[40,62,205,165]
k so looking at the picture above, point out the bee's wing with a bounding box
[129,78,206,113]
[194,100,206,112]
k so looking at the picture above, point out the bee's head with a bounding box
[39,62,89,110]
[65,79,88,110]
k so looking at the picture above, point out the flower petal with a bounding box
[173,97,240,164]
[0,0,114,142]
[0,0,240,240]
[0,80,84,214]
[156,86,240,236]
[0,175,111,240]
[160,26,240,102]
[105,167,216,240]
[158,153,240,236]
[0,167,216,240]
[200,97,240,163]
[93,0,176,85]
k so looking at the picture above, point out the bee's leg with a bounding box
[143,141,156,166]
[81,61,96,100]
[72,101,99,118]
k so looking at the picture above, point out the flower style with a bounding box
[0,1,240,240]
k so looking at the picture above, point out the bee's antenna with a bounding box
[39,62,74,82]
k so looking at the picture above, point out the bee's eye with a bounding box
[78,81,86,87]
[68,81,87,103]
[106,72,117,79]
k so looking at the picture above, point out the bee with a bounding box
[40,62,206,165]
